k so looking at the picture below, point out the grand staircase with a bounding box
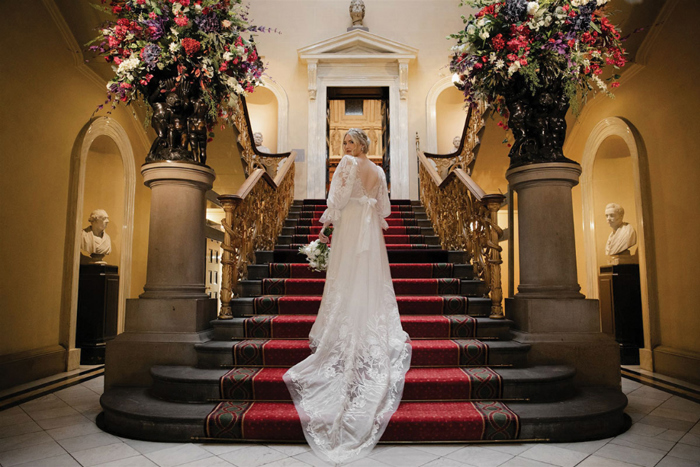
[100,198,628,443]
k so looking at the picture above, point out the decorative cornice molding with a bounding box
[298,29,417,63]
[635,0,680,66]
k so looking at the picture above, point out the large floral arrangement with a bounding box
[449,0,626,113]
[89,0,267,129]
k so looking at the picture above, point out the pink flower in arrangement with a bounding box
[137,0,146,4]
[181,37,201,56]
[108,36,120,48]
[219,62,228,71]
[113,56,123,65]
[112,4,122,14]
[175,15,189,27]
[149,11,157,19]
[611,82,620,88]
[247,50,258,62]
[474,62,483,70]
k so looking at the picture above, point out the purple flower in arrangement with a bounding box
[194,13,220,33]
[571,2,596,32]
[144,17,166,40]
[141,44,161,69]
[501,0,528,24]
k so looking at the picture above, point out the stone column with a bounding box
[507,163,583,299]
[104,162,217,389]
[505,162,621,388]
[141,162,215,299]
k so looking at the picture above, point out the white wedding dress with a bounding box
[283,155,412,465]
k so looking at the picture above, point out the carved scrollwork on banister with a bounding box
[233,96,292,179]
[418,150,505,319]
[218,153,296,319]
[423,101,487,180]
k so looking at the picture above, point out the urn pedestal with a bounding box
[104,162,217,390]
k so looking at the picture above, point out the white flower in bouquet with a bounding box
[299,227,333,272]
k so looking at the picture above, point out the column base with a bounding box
[104,297,216,390]
[506,297,621,388]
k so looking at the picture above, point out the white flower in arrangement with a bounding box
[195,3,202,11]
[495,59,505,70]
[169,42,180,53]
[466,24,476,35]
[299,239,331,272]
[223,51,234,61]
[106,81,115,91]
[597,0,610,5]
[507,61,521,76]
[227,77,245,94]
[479,30,490,40]
[172,3,182,13]
[117,56,140,75]
[171,28,179,36]
[236,45,246,55]
[554,6,566,20]
[527,1,539,16]
[489,52,497,63]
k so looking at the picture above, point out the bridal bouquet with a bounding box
[449,0,626,113]
[299,227,333,272]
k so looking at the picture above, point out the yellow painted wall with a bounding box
[247,87,279,154]
[0,1,151,357]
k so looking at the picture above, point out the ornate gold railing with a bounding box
[419,105,505,319]
[218,154,295,319]
[218,96,296,319]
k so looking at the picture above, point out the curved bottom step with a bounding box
[100,386,628,443]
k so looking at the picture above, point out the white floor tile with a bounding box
[610,432,676,452]
[499,457,558,467]
[267,444,312,456]
[691,422,700,436]
[19,395,67,414]
[0,440,67,467]
[0,410,33,428]
[178,456,236,467]
[517,444,587,467]
[144,443,213,467]
[558,438,613,455]
[81,377,105,395]
[621,379,643,394]
[626,424,667,437]
[627,386,673,402]
[576,455,642,467]
[657,430,688,442]
[57,432,122,453]
[668,443,700,462]
[46,422,103,441]
[198,443,254,456]
[260,457,314,467]
[218,445,288,467]
[0,431,54,453]
[36,413,92,431]
[656,456,700,467]
[26,406,80,422]
[370,446,439,467]
[483,444,535,456]
[420,458,467,467]
[0,421,43,439]
[637,415,695,432]
[412,445,465,457]
[121,438,180,455]
[659,397,700,415]
[71,442,141,467]
[12,453,81,467]
[648,408,700,424]
[445,446,514,467]
[291,451,335,467]
[93,455,160,467]
[679,433,700,447]
[54,386,99,405]
[594,443,665,467]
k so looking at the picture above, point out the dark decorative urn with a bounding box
[145,71,214,165]
[504,75,577,168]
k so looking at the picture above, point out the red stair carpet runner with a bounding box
[204,199,520,442]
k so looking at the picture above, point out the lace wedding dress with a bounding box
[283,155,412,465]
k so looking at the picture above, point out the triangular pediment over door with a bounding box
[299,29,418,199]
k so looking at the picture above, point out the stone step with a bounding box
[246,263,476,280]
[281,226,436,236]
[294,199,419,206]
[100,386,628,443]
[289,204,422,213]
[149,365,576,404]
[226,296,492,318]
[194,339,530,369]
[256,249,468,264]
[237,278,488,297]
[287,211,428,220]
[211,315,512,340]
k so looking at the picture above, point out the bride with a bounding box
[283,128,412,464]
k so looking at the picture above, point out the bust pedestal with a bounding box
[77,264,119,364]
[599,264,644,364]
[104,162,217,390]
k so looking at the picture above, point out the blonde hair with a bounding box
[344,128,370,155]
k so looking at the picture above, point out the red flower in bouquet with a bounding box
[181,38,201,56]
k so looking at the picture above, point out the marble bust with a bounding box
[81,209,112,264]
[348,0,368,31]
[604,203,637,261]
[453,136,461,151]
[253,132,270,154]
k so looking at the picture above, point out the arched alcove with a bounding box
[247,86,279,153]
[425,76,456,154]
[581,117,657,370]
[436,86,467,154]
[61,117,136,369]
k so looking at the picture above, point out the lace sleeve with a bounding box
[376,168,391,230]
[319,155,357,225]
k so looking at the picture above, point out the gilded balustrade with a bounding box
[418,102,504,319]
[218,151,296,320]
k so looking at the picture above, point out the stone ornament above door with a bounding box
[298,29,417,100]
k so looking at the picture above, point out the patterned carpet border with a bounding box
[474,401,520,440]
